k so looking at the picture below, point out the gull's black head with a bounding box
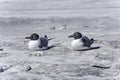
[25,33,39,40]
[68,32,82,39]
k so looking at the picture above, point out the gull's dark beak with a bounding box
[25,37,31,39]
[68,35,74,38]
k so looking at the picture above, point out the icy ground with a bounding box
[0,0,120,80]
[0,17,120,80]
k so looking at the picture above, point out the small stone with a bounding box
[0,49,3,51]
[0,68,4,72]
[25,66,32,71]
[62,24,67,30]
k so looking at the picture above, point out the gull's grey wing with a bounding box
[39,37,48,48]
[82,36,93,47]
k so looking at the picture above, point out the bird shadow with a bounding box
[76,46,100,51]
[46,45,55,50]
[36,45,55,51]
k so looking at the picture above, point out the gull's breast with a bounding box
[71,39,87,50]
[28,40,41,50]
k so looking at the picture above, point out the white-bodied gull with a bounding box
[25,33,49,50]
[68,32,95,51]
